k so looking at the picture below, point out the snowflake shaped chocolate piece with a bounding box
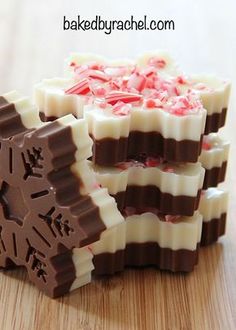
[0,91,123,297]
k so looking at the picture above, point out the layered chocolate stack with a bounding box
[0,52,230,298]
[34,52,230,275]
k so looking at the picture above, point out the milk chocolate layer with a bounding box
[93,242,200,274]
[0,97,27,138]
[204,108,227,134]
[112,187,201,216]
[203,161,227,189]
[201,213,226,246]
[0,100,107,297]
[39,112,58,122]
[91,132,204,166]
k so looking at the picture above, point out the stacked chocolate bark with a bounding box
[0,52,230,297]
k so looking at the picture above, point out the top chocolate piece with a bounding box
[34,52,230,165]
[0,91,123,297]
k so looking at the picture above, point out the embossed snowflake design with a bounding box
[0,114,102,297]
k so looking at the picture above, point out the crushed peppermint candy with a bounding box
[127,72,147,92]
[202,138,212,150]
[88,70,110,82]
[176,76,187,85]
[66,59,208,118]
[65,78,90,95]
[166,94,202,116]
[145,98,163,109]
[148,57,167,69]
[115,162,133,170]
[106,91,143,105]
[112,102,131,116]
[145,157,161,167]
[92,85,107,97]
[165,215,181,223]
[163,166,174,173]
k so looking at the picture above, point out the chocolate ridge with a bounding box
[204,108,227,134]
[112,187,201,216]
[203,161,227,189]
[93,242,200,275]
[91,132,204,165]
[0,97,27,138]
[200,213,226,246]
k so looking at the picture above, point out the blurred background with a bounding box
[0,0,236,94]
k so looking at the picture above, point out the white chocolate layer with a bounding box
[70,211,202,290]
[70,246,94,291]
[199,188,228,222]
[84,103,206,141]
[91,223,126,254]
[3,91,41,129]
[199,134,230,169]
[34,78,86,118]
[91,211,202,253]
[90,161,205,197]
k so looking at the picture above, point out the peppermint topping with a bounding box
[64,58,206,117]
[166,94,203,116]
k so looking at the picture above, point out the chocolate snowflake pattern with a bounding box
[0,94,122,297]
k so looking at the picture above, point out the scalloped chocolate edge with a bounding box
[201,213,226,246]
[112,188,202,216]
[0,94,123,297]
[93,242,200,274]
[204,108,227,134]
[91,132,204,165]
[203,161,227,189]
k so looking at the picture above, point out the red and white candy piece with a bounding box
[65,78,90,95]
[106,91,143,105]
[202,137,212,150]
[88,70,110,82]
[127,72,147,92]
[148,57,167,69]
[145,157,161,167]
[112,101,131,116]
[165,215,181,223]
